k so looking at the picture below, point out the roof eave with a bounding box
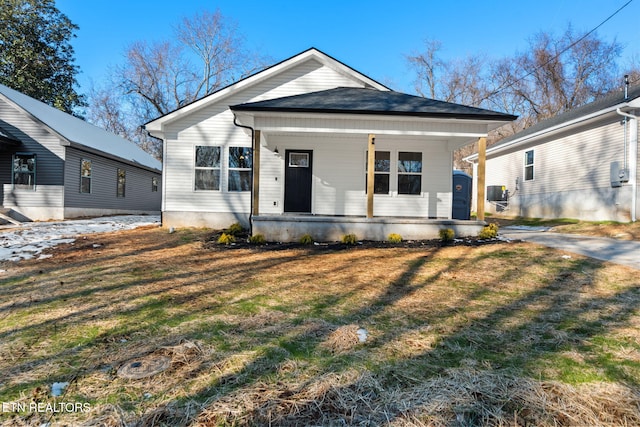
[464,102,632,162]
[229,106,517,122]
[65,140,161,173]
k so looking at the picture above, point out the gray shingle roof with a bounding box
[0,83,161,171]
[230,87,518,121]
[490,84,640,149]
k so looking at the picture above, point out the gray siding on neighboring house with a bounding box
[64,147,161,215]
[482,115,635,221]
[0,98,66,217]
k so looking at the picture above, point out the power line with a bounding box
[482,0,634,102]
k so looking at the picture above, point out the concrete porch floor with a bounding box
[252,214,486,242]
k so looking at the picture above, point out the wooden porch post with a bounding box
[252,130,261,216]
[367,134,376,218]
[477,137,486,221]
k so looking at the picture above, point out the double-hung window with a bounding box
[397,152,422,195]
[13,153,36,190]
[80,159,92,193]
[117,168,126,197]
[524,150,534,181]
[152,176,159,192]
[365,151,391,194]
[195,146,221,191]
[228,147,252,192]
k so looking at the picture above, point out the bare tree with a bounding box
[87,9,269,160]
[407,25,626,172]
[509,26,622,123]
[406,39,444,99]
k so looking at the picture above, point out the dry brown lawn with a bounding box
[1,226,639,426]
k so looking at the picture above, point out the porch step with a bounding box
[0,208,22,226]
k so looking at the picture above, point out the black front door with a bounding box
[284,150,313,213]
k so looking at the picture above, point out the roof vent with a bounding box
[625,74,629,100]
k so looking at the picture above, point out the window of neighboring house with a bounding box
[12,153,36,190]
[117,168,126,197]
[524,150,534,181]
[228,147,252,191]
[152,176,158,192]
[80,159,92,193]
[365,151,391,194]
[397,151,422,195]
[195,146,221,191]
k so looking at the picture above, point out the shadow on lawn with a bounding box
[2,228,640,426]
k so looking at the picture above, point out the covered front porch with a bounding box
[252,214,486,242]
[231,87,515,242]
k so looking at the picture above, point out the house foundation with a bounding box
[252,215,486,242]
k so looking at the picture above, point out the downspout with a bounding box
[232,114,256,234]
[616,108,638,222]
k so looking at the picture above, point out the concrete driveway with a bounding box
[501,226,640,270]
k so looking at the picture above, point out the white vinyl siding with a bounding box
[483,116,633,221]
[258,134,452,219]
[162,58,366,215]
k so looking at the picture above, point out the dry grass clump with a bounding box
[392,368,640,427]
[320,324,365,354]
[185,368,640,426]
[196,369,389,426]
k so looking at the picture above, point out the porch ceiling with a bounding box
[235,111,492,150]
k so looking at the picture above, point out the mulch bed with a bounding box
[203,230,505,252]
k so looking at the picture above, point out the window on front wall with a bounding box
[117,168,126,197]
[398,152,422,195]
[152,176,158,192]
[13,153,36,190]
[228,147,252,191]
[195,146,220,191]
[80,159,92,193]
[365,151,390,194]
[524,150,534,181]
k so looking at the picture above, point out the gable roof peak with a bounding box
[145,48,390,132]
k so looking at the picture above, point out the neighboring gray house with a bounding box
[145,48,515,241]
[0,83,161,222]
[465,84,640,222]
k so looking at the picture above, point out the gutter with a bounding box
[616,108,638,222]
[232,114,256,234]
[464,104,627,162]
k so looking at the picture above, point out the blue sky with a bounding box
[56,0,640,95]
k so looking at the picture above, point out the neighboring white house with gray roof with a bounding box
[146,48,515,241]
[0,83,161,222]
[465,83,640,222]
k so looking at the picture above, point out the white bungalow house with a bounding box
[145,48,516,241]
[0,83,161,223]
[465,82,640,223]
